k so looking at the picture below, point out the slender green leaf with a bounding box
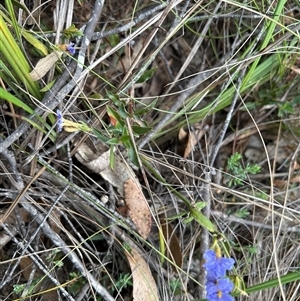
[0,88,33,114]
[22,31,49,56]
[136,67,157,83]
[189,205,216,232]
[131,125,152,135]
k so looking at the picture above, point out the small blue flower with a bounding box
[203,249,235,301]
[67,42,76,55]
[56,109,63,132]
[206,278,234,301]
[203,249,235,278]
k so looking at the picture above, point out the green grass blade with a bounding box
[0,14,42,99]
[0,87,34,114]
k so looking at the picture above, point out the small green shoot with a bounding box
[114,273,133,290]
[234,209,250,219]
[226,152,261,187]
[13,284,26,294]
[69,272,86,295]
[169,201,216,232]
[123,242,132,253]
[169,278,182,295]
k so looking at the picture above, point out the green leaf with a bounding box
[5,0,21,42]
[22,31,49,56]
[278,101,294,117]
[106,138,119,145]
[239,270,300,296]
[134,99,158,116]
[108,34,120,47]
[131,125,152,135]
[89,93,103,101]
[189,205,216,232]
[119,134,131,144]
[63,24,83,38]
[0,88,33,114]
[167,211,189,220]
[109,146,115,170]
[126,142,140,167]
[10,0,31,11]
[183,216,194,224]
[118,103,130,119]
[22,116,50,136]
[13,284,26,294]
[136,67,157,83]
[40,79,56,92]
[92,128,110,143]
[107,106,125,128]
[0,14,41,99]
[194,201,206,211]
[106,90,121,105]
[0,60,18,82]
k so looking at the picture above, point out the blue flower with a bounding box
[203,249,235,301]
[206,278,234,301]
[203,249,235,279]
[67,42,75,55]
[56,109,63,132]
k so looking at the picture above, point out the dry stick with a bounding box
[138,68,215,150]
[166,1,223,94]
[43,2,168,40]
[0,145,112,300]
[196,51,244,300]
[117,0,183,89]
[91,2,168,41]
[1,225,76,301]
[137,18,300,150]
[0,3,115,301]
[212,210,300,234]
[0,139,23,188]
[209,69,246,165]
[118,0,204,94]
[4,146,114,300]
[0,152,74,300]
[19,201,115,301]
[0,0,104,153]
[198,68,244,299]
[136,50,237,150]
[152,0,192,91]
[165,3,224,299]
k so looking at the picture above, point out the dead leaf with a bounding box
[293,161,300,170]
[291,176,300,183]
[124,179,151,239]
[288,64,300,74]
[273,179,287,189]
[75,145,134,195]
[160,216,182,272]
[178,127,188,141]
[178,125,207,159]
[29,50,63,81]
[48,209,62,234]
[125,247,159,301]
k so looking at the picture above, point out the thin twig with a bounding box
[20,200,115,301]
[1,224,76,301]
[137,63,219,149]
[0,0,104,153]
[209,68,246,166]
[91,2,168,40]
[212,210,300,233]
